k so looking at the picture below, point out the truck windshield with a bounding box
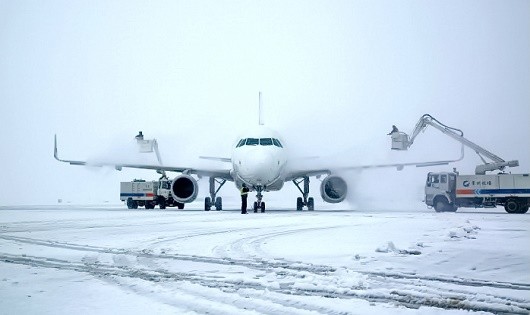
[427,174,439,187]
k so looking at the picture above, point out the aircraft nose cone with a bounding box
[240,149,277,185]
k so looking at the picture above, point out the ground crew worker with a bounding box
[387,125,399,135]
[240,183,249,214]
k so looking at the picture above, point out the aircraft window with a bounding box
[260,138,273,146]
[236,139,245,147]
[272,139,283,148]
[246,138,259,146]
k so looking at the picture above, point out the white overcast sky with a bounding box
[1,0,529,206]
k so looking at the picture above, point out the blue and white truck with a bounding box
[425,171,530,213]
[392,114,527,214]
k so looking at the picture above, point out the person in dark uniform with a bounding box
[387,125,399,135]
[240,183,249,214]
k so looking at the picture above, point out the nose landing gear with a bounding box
[253,186,266,213]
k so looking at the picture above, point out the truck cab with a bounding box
[425,172,457,212]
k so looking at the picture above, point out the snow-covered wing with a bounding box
[54,136,233,180]
[199,156,232,163]
[284,146,464,181]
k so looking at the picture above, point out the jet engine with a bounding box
[320,175,347,203]
[171,174,199,203]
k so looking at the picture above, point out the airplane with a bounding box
[54,94,464,212]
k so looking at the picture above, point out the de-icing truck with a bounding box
[392,114,529,214]
[425,171,529,213]
[120,178,184,210]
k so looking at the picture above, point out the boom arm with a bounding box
[391,114,519,174]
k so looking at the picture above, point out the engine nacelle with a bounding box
[171,174,199,203]
[320,175,347,203]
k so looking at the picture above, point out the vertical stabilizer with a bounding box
[259,91,264,125]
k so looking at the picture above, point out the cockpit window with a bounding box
[236,139,245,148]
[272,138,283,148]
[246,138,259,146]
[259,138,273,146]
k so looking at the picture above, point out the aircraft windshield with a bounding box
[236,139,245,147]
[259,138,273,146]
[246,138,259,146]
[237,138,283,147]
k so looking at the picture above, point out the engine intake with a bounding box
[171,174,198,203]
[320,175,347,203]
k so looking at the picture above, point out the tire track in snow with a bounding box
[2,252,530,314]
[0,234,335,274]
[0,229,530,314]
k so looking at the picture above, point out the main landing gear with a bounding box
[253,185,266,213]
[293,176,314,211]
[204,177,226,211]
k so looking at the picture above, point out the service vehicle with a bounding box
[392,114,528,213]
[120,178,184,210]
[425,171,529,213]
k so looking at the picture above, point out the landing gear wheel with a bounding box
[504,199,519,213]
[215,197,222,211]
[253,201,265,212]
[204,197,211,211]
[307,197,315,211]
[296,197,303,211]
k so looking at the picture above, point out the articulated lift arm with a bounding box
[391,114,519,174]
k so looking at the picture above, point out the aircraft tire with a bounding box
[296,197,303,211]
[204,197,211,211]
[215,197,222,211]
[307,197,314,211]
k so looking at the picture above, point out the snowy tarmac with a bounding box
[1,204,529,314]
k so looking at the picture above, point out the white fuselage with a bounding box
[231,126,287,191]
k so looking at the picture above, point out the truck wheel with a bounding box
[204,197,211,211]
[159,197,166,209]
[434,197,449,212]
[126,198,134,209]
[177,202,184,210]
[504,199,519,213]
[518,205,529,214]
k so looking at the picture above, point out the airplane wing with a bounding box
[284,145,465,181]
[54,135,233,180]
[199,156,232,163]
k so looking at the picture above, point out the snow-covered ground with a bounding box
[1,204,529,314]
